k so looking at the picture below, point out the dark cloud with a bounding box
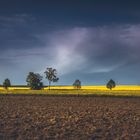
[0,1,140,85]
[0,24,140,85]
[74,26,140,71]
[0,14,45,50]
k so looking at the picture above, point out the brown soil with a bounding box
[0,95,140,140]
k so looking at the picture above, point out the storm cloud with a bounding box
[0,0,140,85]
[0,24,140,85]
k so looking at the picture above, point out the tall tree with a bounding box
[106,79,116,90]
[3,79,11,90]
[73,79,81,90]
[44,68,59,90]
[26,72,43,90]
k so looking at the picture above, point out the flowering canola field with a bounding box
[0,85,140,96]
[46,85,140,90]
[0,85,140,90]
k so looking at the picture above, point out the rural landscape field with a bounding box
[0,94,140,140]
[1,0,140,140]
[0,85,140,96]
[0,87,140,139]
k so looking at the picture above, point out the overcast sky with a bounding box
[0,0,140,85]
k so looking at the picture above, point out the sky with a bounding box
[0,0,140,85]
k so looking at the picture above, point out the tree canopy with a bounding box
[26,72,43,90]
[3,79,11,89]
[73,79,81,89]
[44,68,59,89]
[106,79,116,90]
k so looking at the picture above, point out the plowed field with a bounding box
[0,95,139,140]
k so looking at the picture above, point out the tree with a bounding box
[3,79,11,89]
[106,79,116,90]
[44,68,59,90]
[26,72,43,90]
[73,79,81,90]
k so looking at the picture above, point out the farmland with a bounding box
[0,85,140,96]
[1,85,140,91]
[0,95,140,140]
[0,86,140,139]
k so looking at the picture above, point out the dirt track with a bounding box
[0,95,140,140]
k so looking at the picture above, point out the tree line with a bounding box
[1,67,116,90]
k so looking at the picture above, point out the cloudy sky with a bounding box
[0,0,140,85]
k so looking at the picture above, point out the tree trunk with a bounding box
[49,81,51,90]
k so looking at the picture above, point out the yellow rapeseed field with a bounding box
[0,85,140,90]
[0,85,140,96]
[46,85,140,90]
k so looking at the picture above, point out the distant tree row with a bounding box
[72,79,116,90]
[1,67,116,90]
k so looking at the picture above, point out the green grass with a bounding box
[0,89,140,97]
